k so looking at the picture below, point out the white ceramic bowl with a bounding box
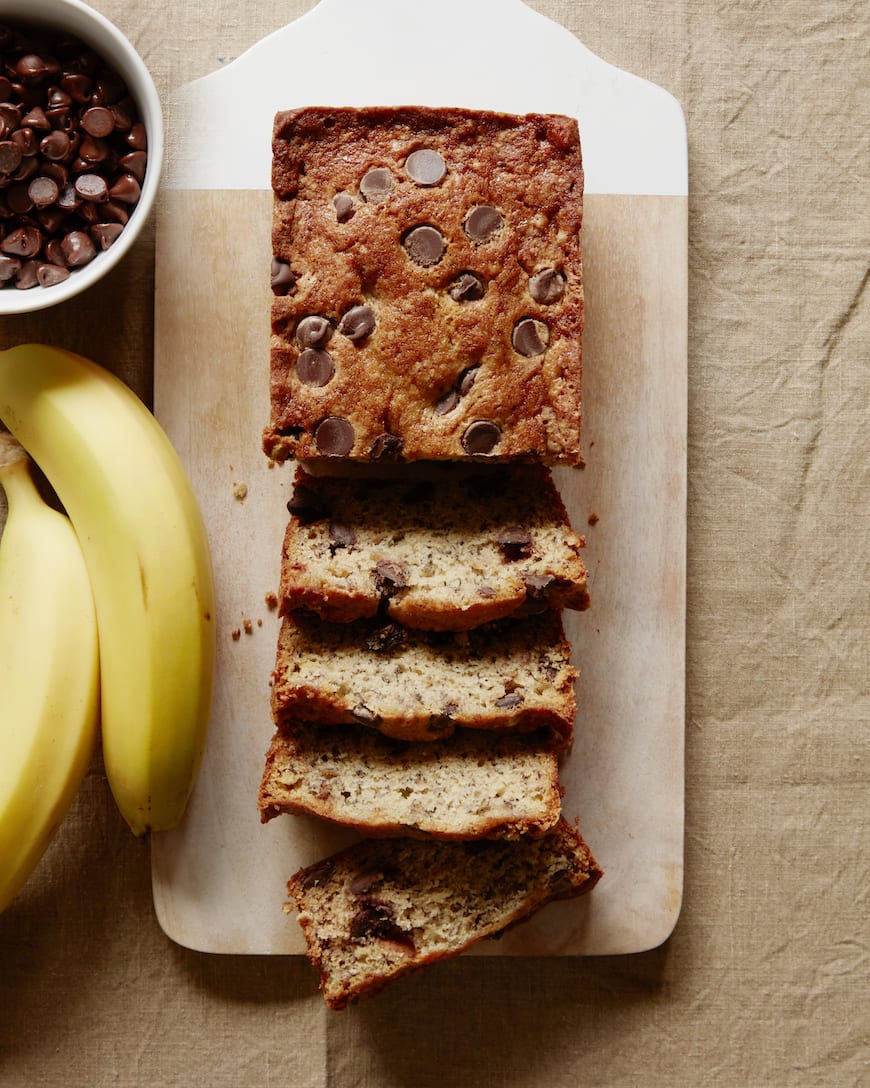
[0,0,163,314]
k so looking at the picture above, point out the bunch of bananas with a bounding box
[0,344,216,912]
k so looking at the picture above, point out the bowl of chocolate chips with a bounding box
[0,0,163,313]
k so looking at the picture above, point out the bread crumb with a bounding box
[265,591,278,610]
[233,482,248,501]
[243,618,253,634]
[257,618,263,627]
[587,513,599,526]
[231,628,241,641]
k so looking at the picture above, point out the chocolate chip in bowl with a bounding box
[0,0,163,315]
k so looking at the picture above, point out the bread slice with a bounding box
[270,610,577,747]
[280,464,589,630]
[258,721,562,839]
[286,819,602,1009]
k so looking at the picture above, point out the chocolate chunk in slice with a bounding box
[461,420,501,455]
[315,416,355,457]
[359,167,394,203]
[529,268,566,304]
[464,205,503,242]
[405,148,446,186]
[374,560,408,598]
[512,318,549,357]
[402,225,446,267]
[496,526,533,561]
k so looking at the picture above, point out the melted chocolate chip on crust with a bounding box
[529,268,566,304]
[512,318,549,357]
[464,205,503,242]
[461,420,501,455]
[359,167,394,203]
[338,304,376,342]
[405,148,446,186]
[296,349,334,387]
[402,224,446,267]
[315,416,355,457]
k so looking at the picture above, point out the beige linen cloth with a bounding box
[0,1,866,1085]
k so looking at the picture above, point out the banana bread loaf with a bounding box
[263,106,584,465]
[258,721,562,839]
[270,610,577,747]
[286,819,602,1009]
[280,463,589,630]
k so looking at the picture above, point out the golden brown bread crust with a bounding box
[258,722,562,840]
[285,819,602,1009]
[264,106,584,465]
[280,463,589,630]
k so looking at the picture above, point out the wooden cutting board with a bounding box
[152,0,687,956]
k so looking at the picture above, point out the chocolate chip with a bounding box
[271,257,296,295]
[461,420,501,455]
[60,230,96,267]
[497,526,533,561]
[529,268,566,304]
[39,129,70,161]
[448,272,486,301]
[495,692,524,708]
[36,262,68,287]
[328,520,356,549]
[1,226,41,258]
[365,623,407,653]
[359,167,393,203]
[80,105,114,138]
[434,389,459,416]
[374,560,408,597]
[295,314,333,349]
[296,349,334,387]
[314,416,355,456]
[90,222,123,251]
[464,205,503,242]
[338,304,376,342]
[369,433,404,461]
[28,175,58,209]
[352,703,382,727]
[402,225,445,267]
[74,173,109,202]
[0,142,22,177]
[458,366,479,396]
[108,173,140,204]
[405,148,446,185]
[512,318,549,356]
[333,190,355,221]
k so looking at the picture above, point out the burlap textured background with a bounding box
[1,1,867,1084]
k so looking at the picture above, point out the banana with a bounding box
[0,345,216,835]
[0,436,99,912]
